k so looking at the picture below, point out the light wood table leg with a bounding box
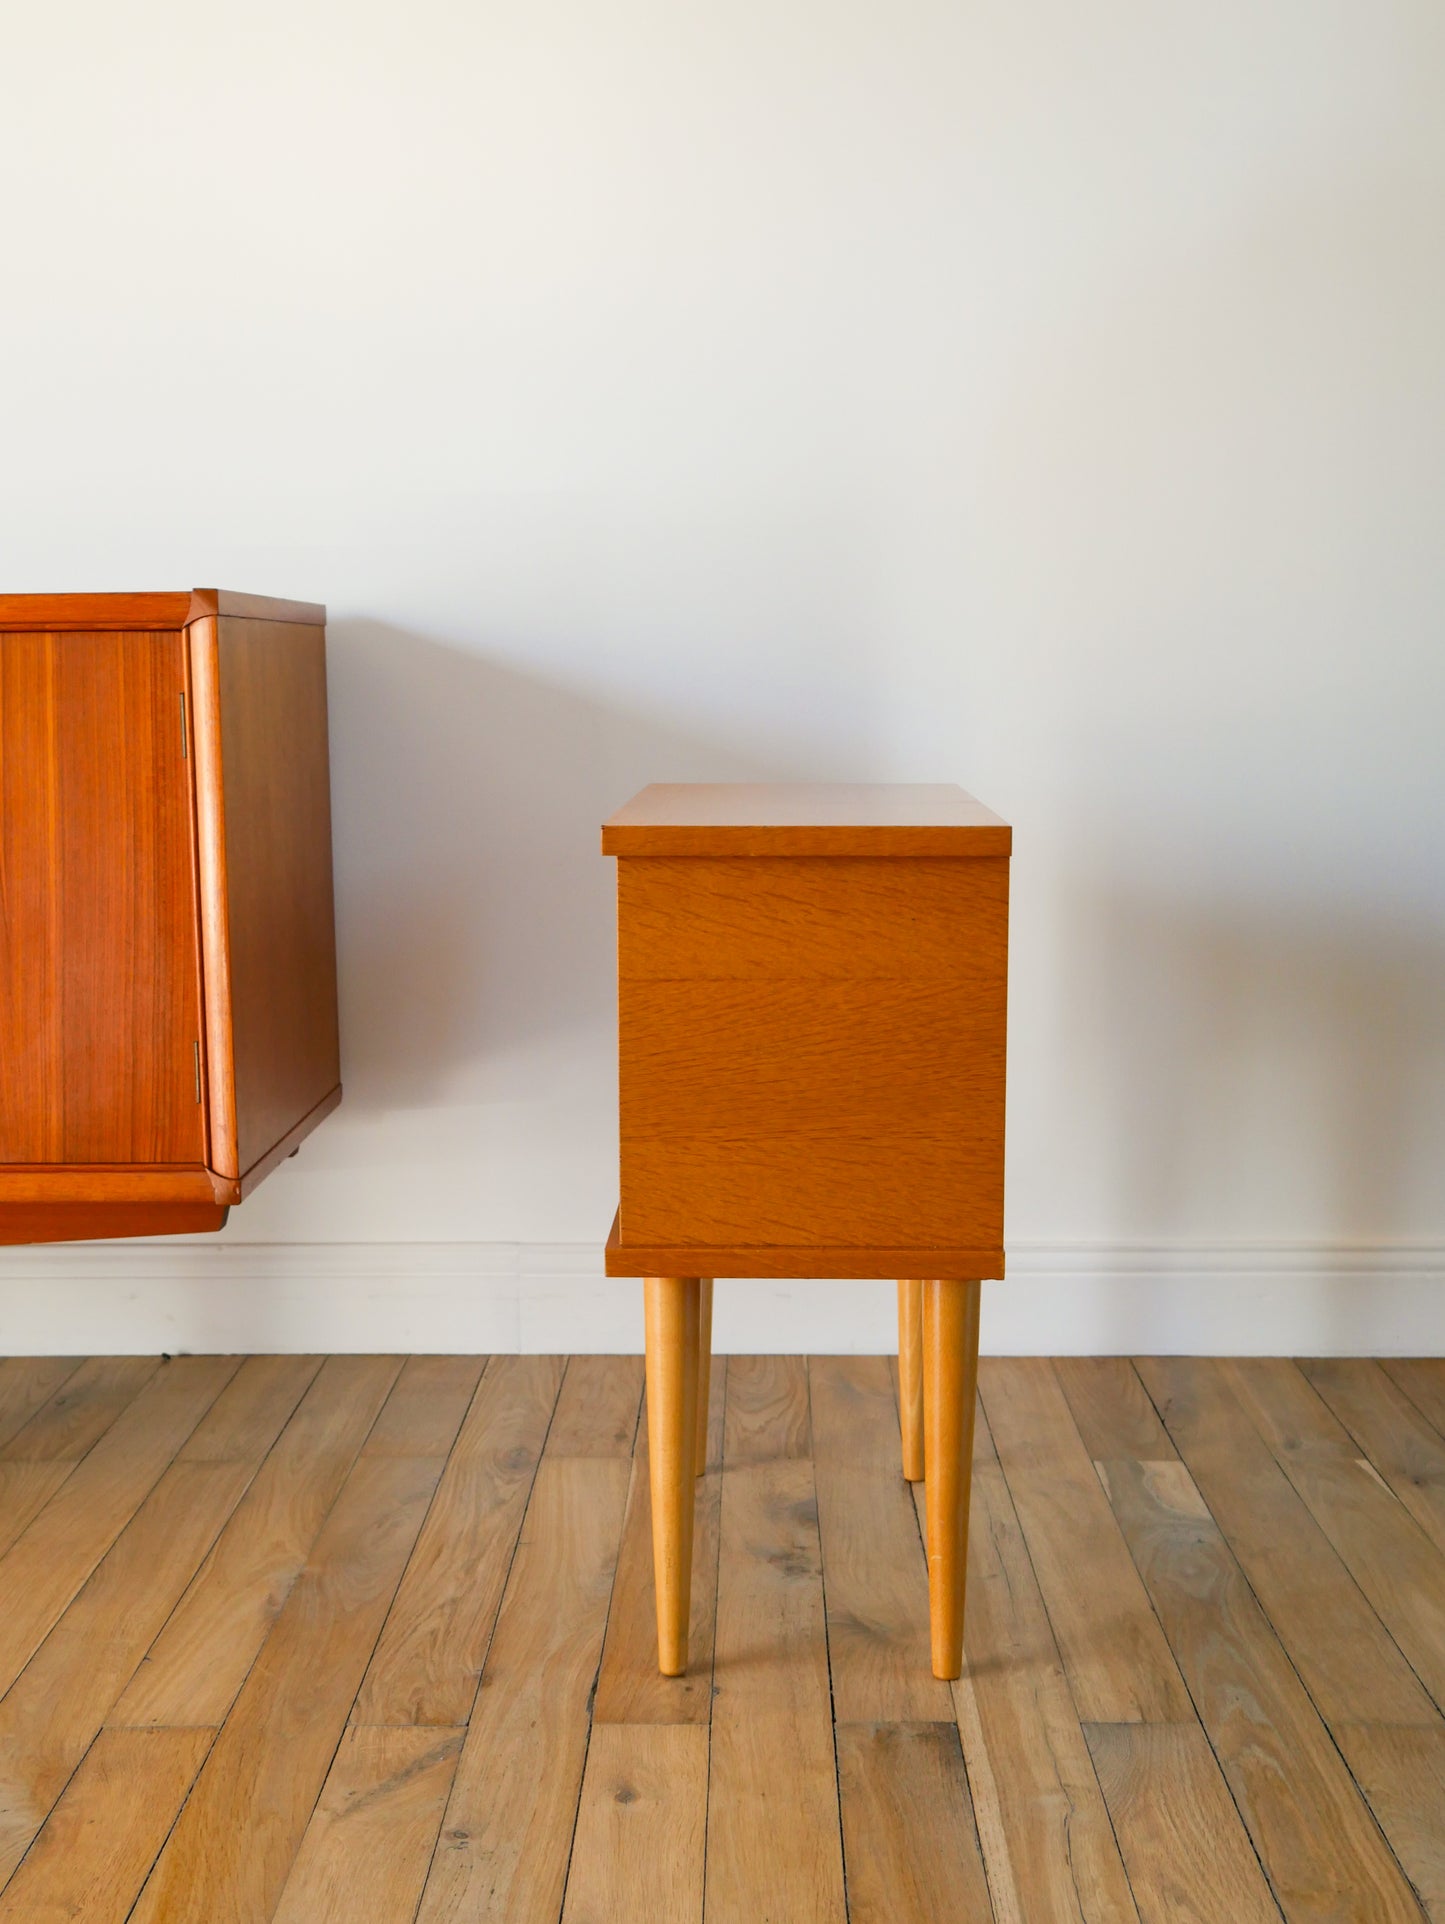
[644,1275,702,1676]
[923,1278,982,1680]
[694,1278,714,1477]
[897,1278,924,1482]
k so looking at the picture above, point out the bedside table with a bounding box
[602,782,1009,1679]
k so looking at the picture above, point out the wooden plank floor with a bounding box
[0,1352,1441,1922]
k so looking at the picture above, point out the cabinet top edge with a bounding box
[0,590,326,631]
[602,782,1011,857]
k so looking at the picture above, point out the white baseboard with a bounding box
[1,1240,1442,1356]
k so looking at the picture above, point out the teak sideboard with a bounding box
[0,590,341,1245]
[603,782,1010,1680]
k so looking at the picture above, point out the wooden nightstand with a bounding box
[602,782,1009,1679]
[0,591,342,1245]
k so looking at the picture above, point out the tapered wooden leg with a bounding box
[923,1278,982,1680]
[644,1275,702,1676]
[897,1278,924,1482]
[694,1278,714,1477]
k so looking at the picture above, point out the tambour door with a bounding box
[0,629,206,1165]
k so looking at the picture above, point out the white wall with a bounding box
[3,0,1443,1351]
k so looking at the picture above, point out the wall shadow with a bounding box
[324,620,841,1109]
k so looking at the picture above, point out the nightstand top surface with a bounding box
[602,782,1010,857]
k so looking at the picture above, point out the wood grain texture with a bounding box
[353,1354,563,1727]
[1085,1722,1282,1924]
[1385,1361,1445,1441]
[1335,1725,1445,1921]
[0,1358,81,1452]
[606,1221,1004,1280]
[980,1359,1192,1724]
[943,1454,1140,1924]
[547,1355,645,1458]
[0,1356,237,1699]
[1096,1456,1424,1923]
[614,853,1006,1259]
[603,782,1010,857]
[0,1355,305,1880]
[0,590,324,631]
[723,1353,812,1463]
[272,1728,464,1924]
[1137,1356,1436,1727]
[836,1721,992,1924]
[111,1354,401,1727]
[191,613,341,1182]
[415,1458,630,1924]
[593,1357,726,1726]
[1299,1357,1445,1561]
[1222,1358,1445,1713]
[617,854,1009,981]
[180,1352,322,1463]
[129,1453,443,1924]
[0,1459,253,1884]
[361,1355,485,1460]
[0,628,205,1167]
[0,1463,74,1561]
[811,1356,953,1721]
[0,1200,229,1243]
[1055,1358,1178,1462]
[0,1355,157,1462]
[706,1446,846,1922]
[561,1724,708,1924]
[0,1727,212,1924]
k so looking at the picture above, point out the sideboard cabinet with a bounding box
[0,590,341,1244]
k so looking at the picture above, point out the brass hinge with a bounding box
[180,690,189,760]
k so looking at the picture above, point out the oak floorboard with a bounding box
[415,1457,630,1924]
[0,1355,316,1884]
[1084,1722,1282,1924]
[1222,1359,1445,1714]
[981,1358,1192,1724]
[0,1355,157,1462]
[592,1358,726,1725]
[0,1460,252,1886]
[560,1724,708,1924]
[547,1355,646,1458]
[0,1462,74,1562]
[0,1355,238,1699]
[129,1453,444,1924]
[1137,1357,1436,1727]
[836,1721,993,1924]
[352,1354,564,1728]
[937,1460,1140,1924]
[1096,1456,1424,1923]
[1054,1358,1177,1462]
[811,1355,952,1723]
[705,1456,846,1924]
[361,1356,485,1460]
[0,1357,82,1454]
[1335,1725,1445,1922]
[1299,1359,1445,1561]
[722,1353,811,1462]
[111,1355,404,1728]
[180,1354,323,1462]
[0,1728,212,1924]
[1383,1362,1445,1442]
[271,1727,464,1924]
